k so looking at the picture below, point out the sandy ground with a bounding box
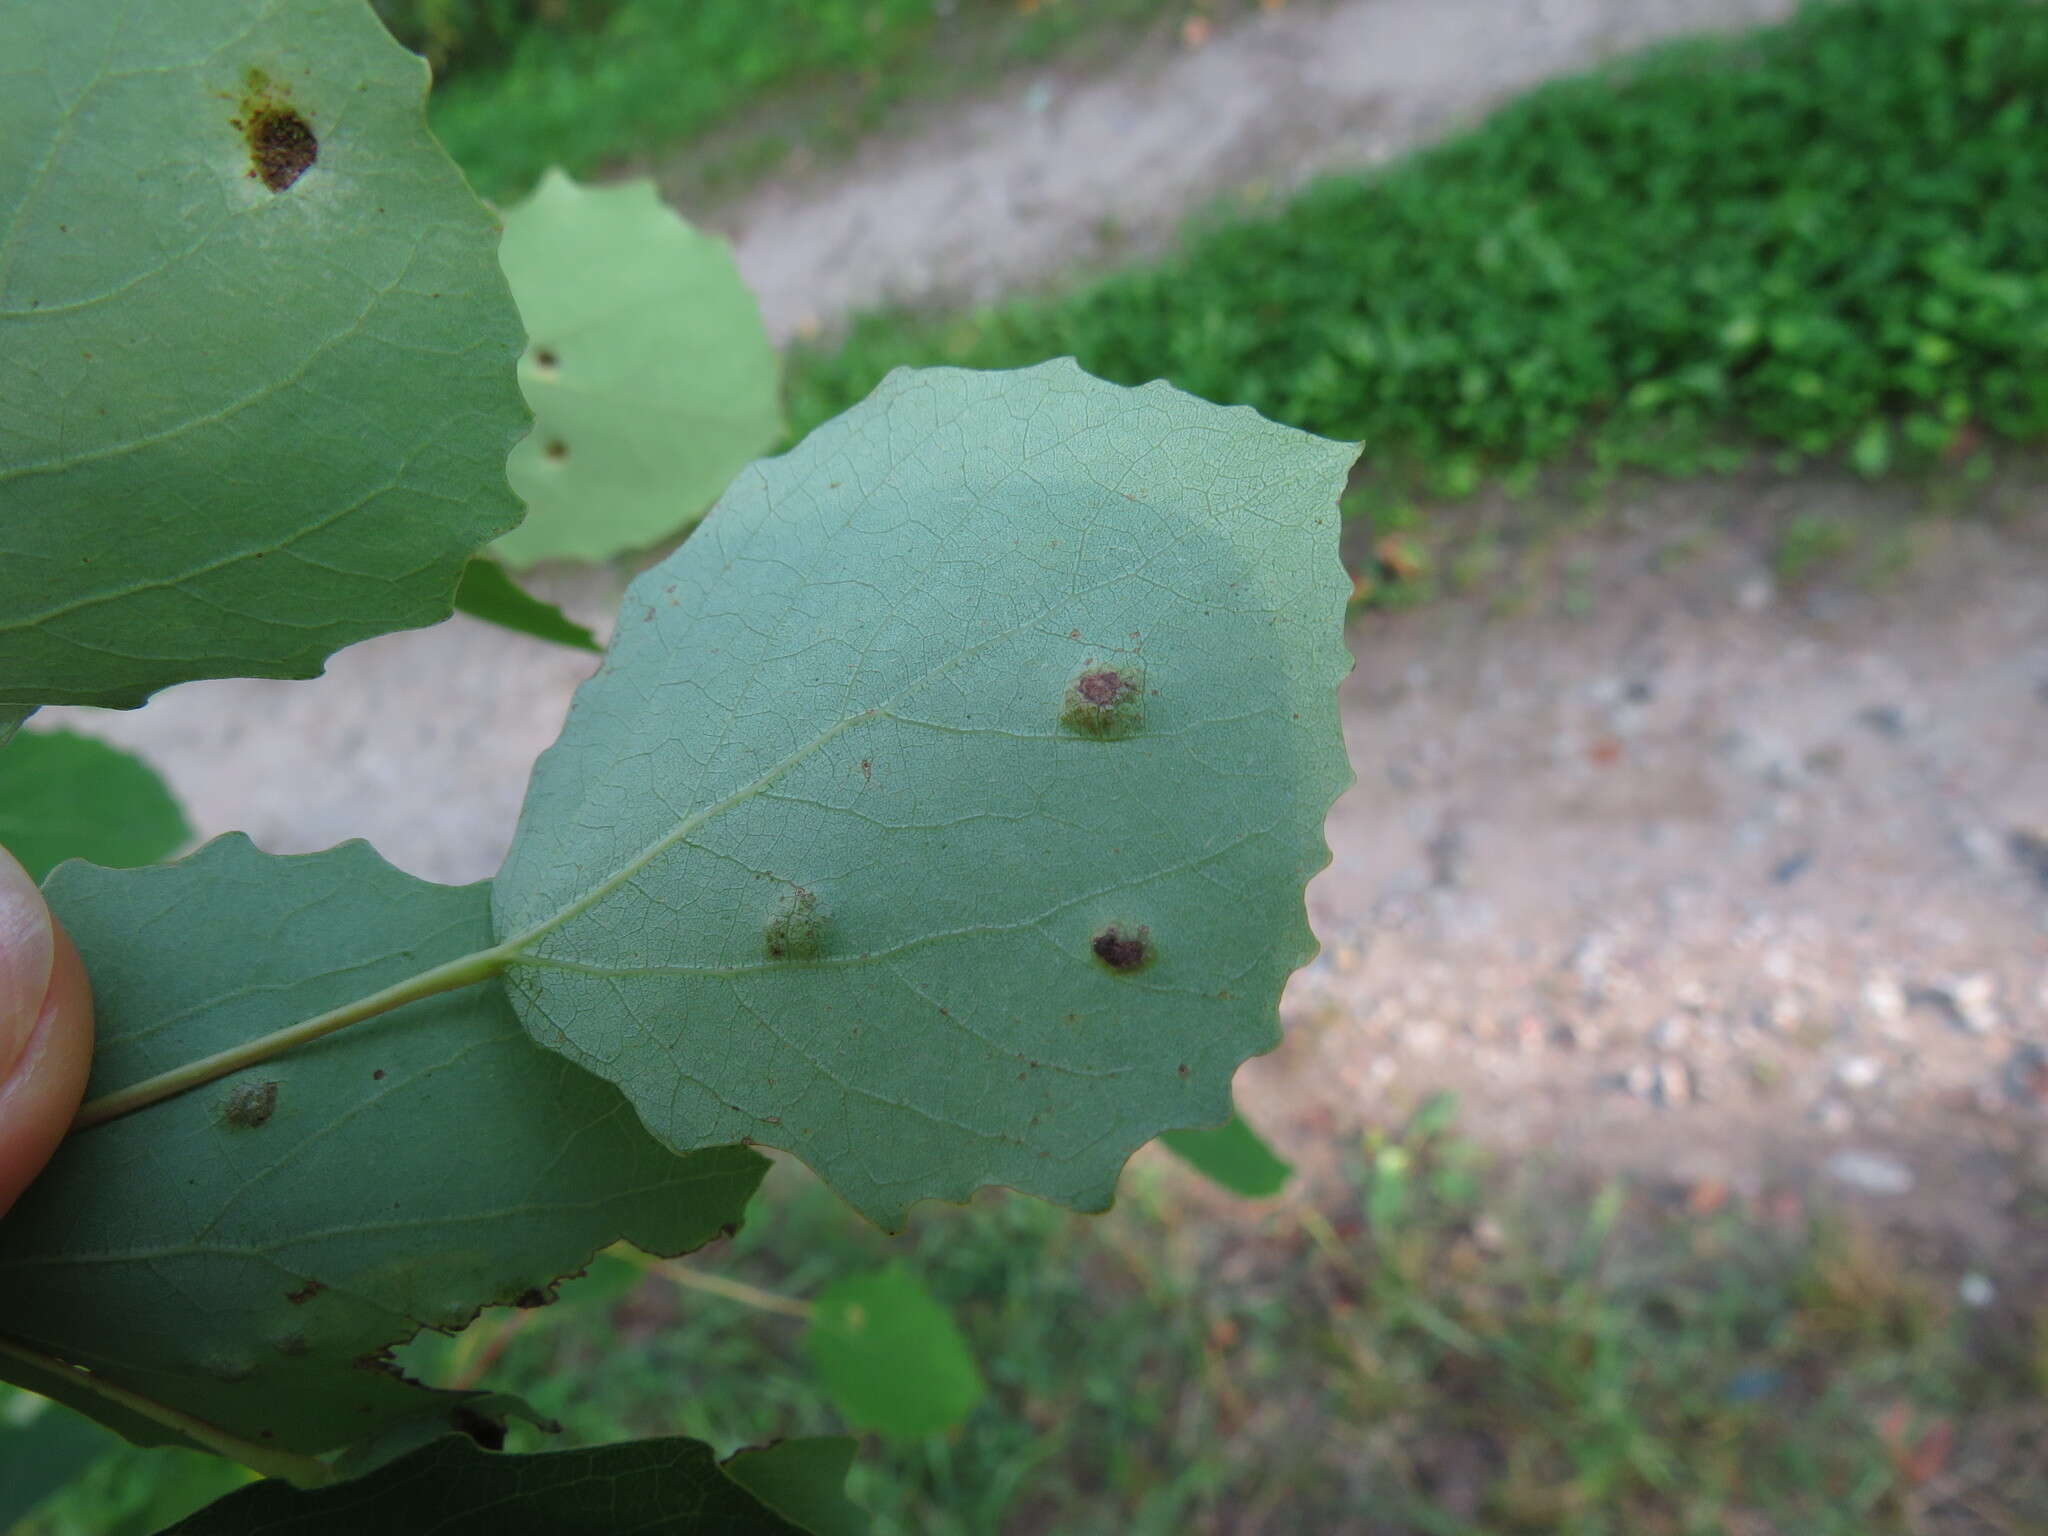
[1253,480,2048,1270]
[31,0,2046,1258]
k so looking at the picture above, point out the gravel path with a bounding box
[1248,479,2048,1263]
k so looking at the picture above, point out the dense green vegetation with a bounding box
[35,1098,2031,1536]
[788,0,2048,492]
[417,0,1208,201]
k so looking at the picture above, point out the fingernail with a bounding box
[0,848,55,1081]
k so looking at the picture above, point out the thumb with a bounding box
[0,848,94,1217]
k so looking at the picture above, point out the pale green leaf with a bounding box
[721,1438,870,1536]
[0,0,528,711]
[803,1267,983,1439]
[0,1392,120,1529]
[0,728,190,880]
[491,360,1357,1223]
[495,170,780,566]
[1159,1110,1292,1198]
[159,1436,829,1534]
[0,838,767,1457]
[452,558,600,652]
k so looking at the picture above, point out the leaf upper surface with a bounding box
[0,0,529,710]
[0,728,191,880]
[491,360,1357,1224]
[803,1266,982,1439]
[0,838,766,1455]
[495,170,781,566]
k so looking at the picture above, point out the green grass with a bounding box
[422,0,1233,203]
[786,0,2048,501]
[17,1097,2043,1532]
[441,1119,2044,1534]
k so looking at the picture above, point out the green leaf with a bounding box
[158,1435,834,1534]
[491,360,1357,1223]
[0,837,767,1457]
[721,1438,870,1536]
[451,558,600,652]
[494,170,780,566]
[1158,1111,1292,1198]
[803,1267,983,1439]
[0,1391,120,1529]
[0,0,528,711]
[0,728,190,880]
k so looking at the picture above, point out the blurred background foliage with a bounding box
[19,1098,2043,1534]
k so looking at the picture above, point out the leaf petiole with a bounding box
[69,942,518,1131]
[0,1335,337,1488]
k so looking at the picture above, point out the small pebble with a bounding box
[1812,1098,1854,1135]
[1836,1055,1884,1091]
[1950,973,2000,1034]
[1655,1060,1692,1107]
[1649,1016,1690,1051]
[1825,1149,1915,1195]
[1861,974,1906,1024]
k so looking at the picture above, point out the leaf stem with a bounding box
[0,1335,337,1488]
[661,1262,813,1320]
[70,943,516,1131]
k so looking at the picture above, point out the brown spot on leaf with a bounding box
[1091,923,1154,973]
[1076,670,1126,705]
[285,1280,325,1306]
[241,105,317,193]
[1061,661,1146,740]
[543,438,569,462]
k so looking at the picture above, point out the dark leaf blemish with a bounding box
[1061,661,1146,739]
[1091,923,1154,974]
[243,106,316,192]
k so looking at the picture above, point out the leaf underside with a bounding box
[160,1434,845,1534]
[0,838,766,1456]
[0,0,528,710]
[492,360,1358,1225]
[495,170,781,566]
